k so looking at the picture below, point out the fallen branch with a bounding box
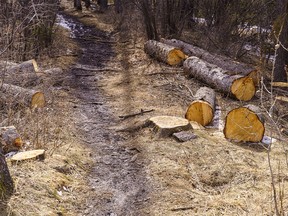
[170,206,194,212]
[272,82,288,87]
[119,109,155,120]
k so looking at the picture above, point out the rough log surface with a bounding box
[0,146,14,199]
[161,38,260,85]
[224,105,265,142]
[0,126,23,153]
[184,56,255,101]
[185,87,216,126]
[0,60,40,87]
[0,83,45,109]
[148,116,192,137]
[144,40,186,66]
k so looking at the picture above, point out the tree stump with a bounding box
[184,56,256,101]
[161,38,260,85]
[185,87,216,126]
[148,116,192,137]
[11,149,45,163]
[144,40,187,66]
[224,105,265,142]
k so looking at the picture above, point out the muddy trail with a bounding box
[59,13,149,215]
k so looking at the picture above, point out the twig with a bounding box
[170,206,194,212]
[119,109,154,120]
[146,71,184,76]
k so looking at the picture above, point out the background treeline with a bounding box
[0,0,59,61]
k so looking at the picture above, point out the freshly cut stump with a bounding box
[184,56,255,101]
[144,40,186,66]
[185,87,216,126]
[11,149,45,163]
[0,126,23,153]
[148,116,192,137]
[224,105,265,142]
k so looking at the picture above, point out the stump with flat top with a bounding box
[185,87,216,126]
[144,40,187,66]
[184,56,255,101]
[10,149,45,163]
[148,116,192,137]
[224,105,265,142]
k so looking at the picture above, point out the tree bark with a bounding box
[114,0,122,13]
[74,0,82,10]
[0,143,14,201]
[0,83,45,109]
[161,38,260,85]
[185,87,216,126]
[274,0,288,82]
[183,56,256,101]
[224,105,265,142]
[0,126,23,153]
[144,40,186,66]
[98,0,108,11]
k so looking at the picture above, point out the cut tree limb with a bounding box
[161,38,260,85]
[185,87,216,126]
[0,126,23,153]
[0,83,45,109]
[0,59,40,87]
[224,105,265,142]
[119,109,155,120]
[148,116,192,137]
[184,56,256,101]
[144,40,187,66]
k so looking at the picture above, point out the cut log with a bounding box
[37,67,63,77]
[0,83,45,109]
[0,147,14,200]
[160,38,260,85]
[10,149,45,163]
[0,126,23,153]
[224,105,265,142]
[0,59,40,87]
[185,87,216,126]
[144,40,187,66]
[184,56,256,101]
[148,116,192,137]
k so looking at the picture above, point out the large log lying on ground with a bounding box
[185,87,216,126]
[0,83,45,109]
[0,126,23,153]
[161,38,260,85]
[224,105,265,142]
[144,40,187,66]
[0,60,40,87]
[184,56,256,101]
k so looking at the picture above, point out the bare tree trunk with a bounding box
[274,0,288,82]
[74,0,82,10]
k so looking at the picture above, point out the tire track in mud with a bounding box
[59,13,149,216]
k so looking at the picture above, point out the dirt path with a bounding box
[59,13,149,215]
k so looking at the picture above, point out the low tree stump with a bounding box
[1,126,23,153]
[148,116,192,137]
[11,149,45,163]
[224,105,265,142]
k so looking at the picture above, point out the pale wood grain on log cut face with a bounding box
[185,101,213,126]
[31,92,45,109]
[167,49,187,66]
[231,77,255,101]
[224,107,265,142]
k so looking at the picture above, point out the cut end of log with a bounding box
[224,106,265,142]
[11,149,45,163]
[185,101,214,126]
[167,49,187,66]
[148,115,192,137]
[31,92,45,108]
[31,59,39,72]
[231,77,255,101]
[247,69,260,86]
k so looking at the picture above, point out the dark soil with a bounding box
[59,13,149,215]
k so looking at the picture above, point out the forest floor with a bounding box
[4,1,288,216]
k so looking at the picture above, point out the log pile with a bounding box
[144,40,187,66]
[184,56,256,101]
